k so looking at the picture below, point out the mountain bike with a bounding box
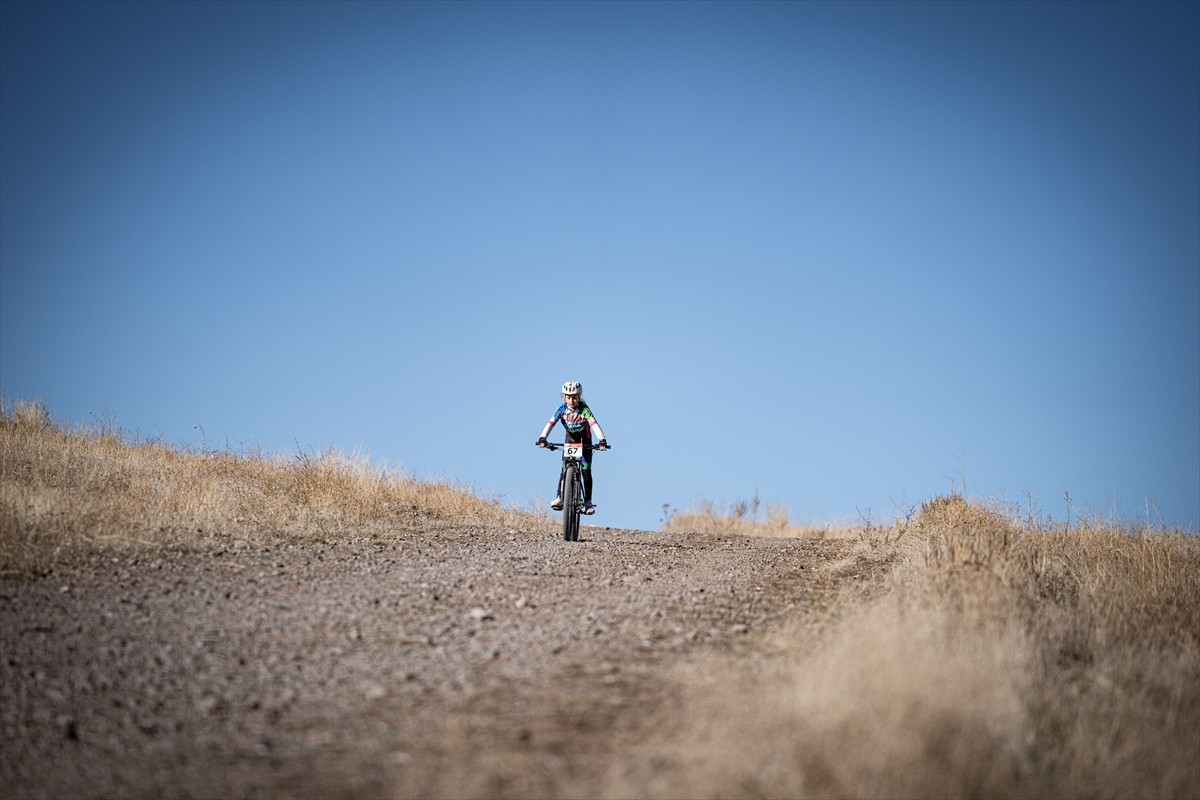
[540,441,608,542]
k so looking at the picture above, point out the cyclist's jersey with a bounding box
[539,402,606,445]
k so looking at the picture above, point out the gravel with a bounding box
[1,524,866,799]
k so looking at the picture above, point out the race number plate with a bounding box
[563,442,585,460]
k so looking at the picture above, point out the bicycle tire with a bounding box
[562,463,580,542]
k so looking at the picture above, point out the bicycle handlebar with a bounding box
[540,441,610,451]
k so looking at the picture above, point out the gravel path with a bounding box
[2,523,877,799]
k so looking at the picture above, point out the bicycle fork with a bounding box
[558,464,592,505]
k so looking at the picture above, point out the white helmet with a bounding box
[561,380,582,396]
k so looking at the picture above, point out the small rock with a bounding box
[469,607,493,622]
[195,695,221,715]
[732,624,750,634]
[56,714,78,741]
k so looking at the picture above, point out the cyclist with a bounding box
[535,380,609,514]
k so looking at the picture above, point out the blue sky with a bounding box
[2,1,1197,532]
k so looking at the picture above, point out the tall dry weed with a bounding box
[0,401,551,574]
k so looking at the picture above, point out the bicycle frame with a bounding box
[541,441,607,542]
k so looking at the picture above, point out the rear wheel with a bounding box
[562,464,580,542]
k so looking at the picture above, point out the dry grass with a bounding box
[0,399,551,574]
[642,493,1200,799]
[662,495,871,540]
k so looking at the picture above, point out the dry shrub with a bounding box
[636,495,1200,800]
[912,492,1013,534]
[0,401,551,573]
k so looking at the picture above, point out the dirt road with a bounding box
[2,523,882,799]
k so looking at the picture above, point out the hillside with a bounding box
[2,402,1198,798]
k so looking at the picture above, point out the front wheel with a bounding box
[562,464,580,542]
